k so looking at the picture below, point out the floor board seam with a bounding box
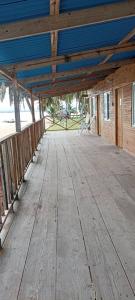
[16,141,49,300]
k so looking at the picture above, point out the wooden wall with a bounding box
[89,63,135,155]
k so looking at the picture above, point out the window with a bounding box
[103,92,110,120]
[132,83,135,126]
[91,97,96,117]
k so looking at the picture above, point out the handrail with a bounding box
[0,118,45,236]
[44,113,86,131]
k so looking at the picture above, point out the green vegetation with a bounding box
[46,115,85,131]
[42,91,89,131]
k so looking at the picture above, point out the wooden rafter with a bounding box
[0,67,30,95]
[22,57,135,85]
[35,81,98,97]
[32,70,111,89]
[101,27,135,64]
[0,1,135,41]
[33,78,99,93]
[50,0,60,81]
[6,41,135,72]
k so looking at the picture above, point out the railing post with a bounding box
[0,145,8,211]
[31,92,35,123]
[0,120,43,235]
[39,97,42,119]
[13,81,21,133]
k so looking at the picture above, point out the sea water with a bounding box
[0,111,40,123]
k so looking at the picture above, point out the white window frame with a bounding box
[91,97,96,117]
[103,92,110,121]
[132,83,135,127]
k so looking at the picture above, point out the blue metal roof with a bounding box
[26,80,52,89]
[60,0,125,13]
[110,50,135,62]
[0,34,51,65]
[57,57,105,72]
[0,0,50,24]
[17,65,51,80]
[58,17,135,55]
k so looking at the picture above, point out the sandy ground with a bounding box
[0,122,31,140]
[0,118,52,141]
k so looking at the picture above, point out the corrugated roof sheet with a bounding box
[110,50,135,62]
[0,34,51,65]
[60,0,125,13]
[57,57,105,72]
[0,0,50,24]
[17,65,52,80]
[58,17,135,55]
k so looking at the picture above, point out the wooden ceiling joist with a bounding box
[101,27,135,64]
[6,41,135,72]
[50,0,60,81]
[33,78,99,94]
[22,57,135,85]
[36,81,98,97]
[0,1,135,41]
[32,70,111,89]
[0,67,30,95]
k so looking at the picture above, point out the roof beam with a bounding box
[0,67,30,95]
[35,81,98,97]
[33,78,99,93]
[1,1,135,41]
[50,0,60,81]
[101,26,135,64]
[6,41,135,72]
[22,57,135,85]
[32,71,110,89]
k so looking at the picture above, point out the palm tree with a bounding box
[42,96,61,123]
[0,81,7,102]
[74,91,89,114]
[61,93,74,114]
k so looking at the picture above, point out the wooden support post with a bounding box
[39,97,42,119]
[14,85,21,132]
[31,93,35,123]
[41,97,44,118]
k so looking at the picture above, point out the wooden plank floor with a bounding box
[1,131,135,299]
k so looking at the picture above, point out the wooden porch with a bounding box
[0,131,135,299]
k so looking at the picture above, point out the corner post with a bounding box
[31,92,35,123]
[13,80,21,132]
[39,97,42,119]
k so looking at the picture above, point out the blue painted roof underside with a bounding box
[110,50,135,62]
[17,65,52,80]
[60,0,125,13]
[0,0,125,24]
[58,17,135,55]
[0,0,50,24]
[57,57,105,73]
[0,34,51,65]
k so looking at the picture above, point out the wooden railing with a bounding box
[0,118,44,234]
[44,114,86,131]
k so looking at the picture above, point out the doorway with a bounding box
[97,95,101,135]
[115,88,123,148]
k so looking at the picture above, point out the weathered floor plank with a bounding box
[0,137,49,300]
[55,142,92,300]
[0,131,135,299]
